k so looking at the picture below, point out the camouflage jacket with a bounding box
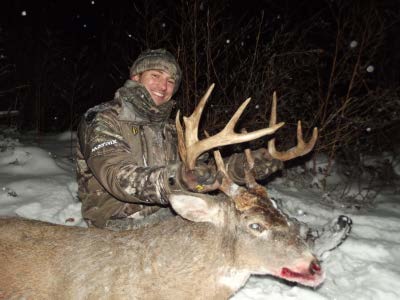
[76,80,182,227]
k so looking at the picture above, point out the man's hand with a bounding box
[180,163,219,193]
[227,148,283,184]
[250,148,283,180]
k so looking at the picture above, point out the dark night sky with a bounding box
[3,1,122,40]
[1,0,399,133]
[1,0,333,37]
[3,1,247,34]
[3,1,399,59]
[3,1,399,55]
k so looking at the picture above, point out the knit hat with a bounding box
[130,49,182,93]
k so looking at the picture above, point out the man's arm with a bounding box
[78,112,178,205]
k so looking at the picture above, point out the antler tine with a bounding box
[244,147,269,198]
[212,138,264,209]
[176,84,215,169]
[201,130,238,196]
[268,91,318,161]
[224,98,252,133]
[207,128,267,209]
[240,128,255,170]
[212,147,245,198]
[175,110,187,164]
[183,84,216,148]
[241,129,269,198]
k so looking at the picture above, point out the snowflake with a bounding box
[21,10,27,16]
[350,40,358,48]
[91,1,95,4]
[366,65,374,73]
[226,39,230,44]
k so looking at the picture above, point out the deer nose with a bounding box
[309,259,321,275]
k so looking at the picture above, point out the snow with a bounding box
[1,130,400,299]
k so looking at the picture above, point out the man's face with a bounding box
[132,70,176,106]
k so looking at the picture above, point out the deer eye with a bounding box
[249,223,263,232]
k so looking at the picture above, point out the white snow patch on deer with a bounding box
[0,130,400,299]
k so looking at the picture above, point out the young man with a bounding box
[76,49,351,256]
[77,49,183,229]
[76,49,282,229]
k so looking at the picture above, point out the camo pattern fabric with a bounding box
[76,80,180,227]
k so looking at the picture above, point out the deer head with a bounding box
[172,84,323,287]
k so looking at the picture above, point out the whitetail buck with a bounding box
[0,84,321,300]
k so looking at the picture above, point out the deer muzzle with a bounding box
[280,258,324,287]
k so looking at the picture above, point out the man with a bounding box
[76,49,280,229]
[76,49,351,256]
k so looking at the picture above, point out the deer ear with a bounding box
[169,193,223,225]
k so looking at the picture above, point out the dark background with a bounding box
[1,0,399,162]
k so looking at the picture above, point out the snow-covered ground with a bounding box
[1,130,400,299]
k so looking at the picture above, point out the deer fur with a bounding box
[0,192,324,300]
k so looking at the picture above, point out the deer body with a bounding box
[1,216,235,299]
[0,192,322,300]
[1,87,323,299]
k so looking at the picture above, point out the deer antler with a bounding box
[239,130,268,198]
[211,146,260,211]
[176,84,285,170]
[268,92,318,161]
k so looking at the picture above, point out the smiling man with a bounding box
[76,48,284,230]
[76,49,189,229]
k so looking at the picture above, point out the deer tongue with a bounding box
[280,266,324,287]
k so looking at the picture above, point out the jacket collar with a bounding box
[116,80,175,124]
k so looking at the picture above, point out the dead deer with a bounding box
[0,84,321,300]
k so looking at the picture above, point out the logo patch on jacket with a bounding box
[92,139,118,152]
[131,126,139,135]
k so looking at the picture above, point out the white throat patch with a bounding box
[218,269,250,292]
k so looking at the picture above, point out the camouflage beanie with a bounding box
[130,49,182,93]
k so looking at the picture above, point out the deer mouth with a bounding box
[280,261,324,287]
